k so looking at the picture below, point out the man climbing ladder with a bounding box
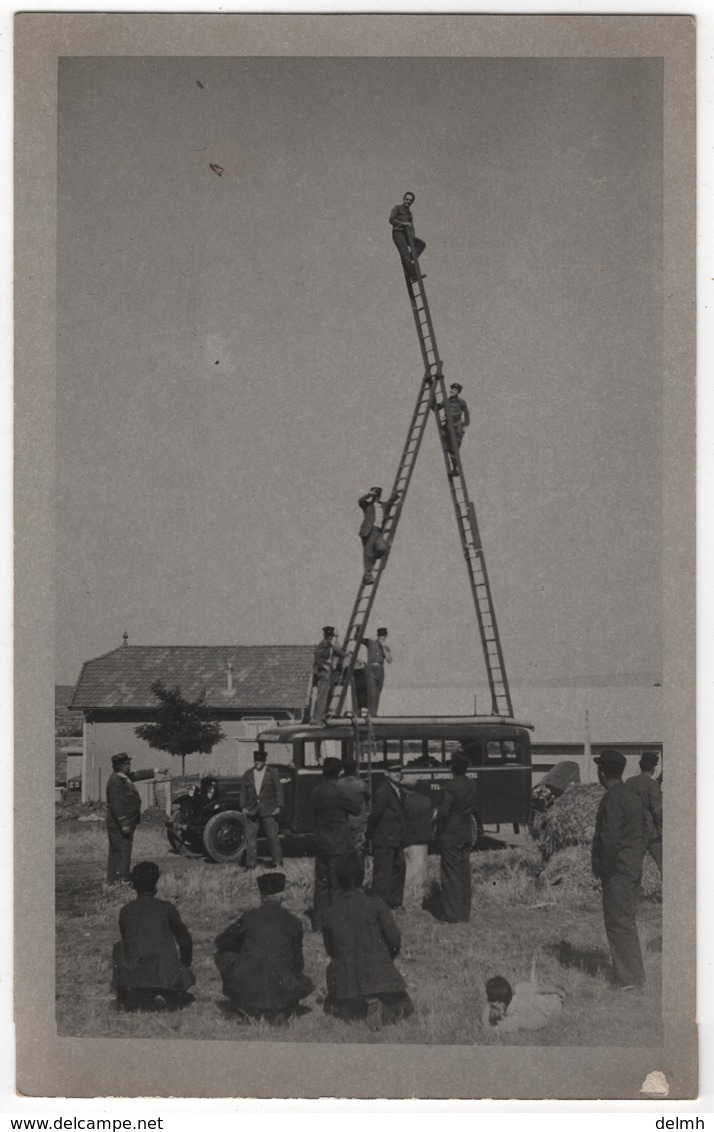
[328,198,513,720]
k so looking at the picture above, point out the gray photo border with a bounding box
[14,13,696,1099]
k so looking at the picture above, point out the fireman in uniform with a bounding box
[312,626,347,725]
[434,748,479,922]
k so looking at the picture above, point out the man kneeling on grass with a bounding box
[321,853,414,1031]
[214,872,314,1023]
[480,975,564,1034]
[112,861,195,1012]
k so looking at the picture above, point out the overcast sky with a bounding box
[56,55,663,692]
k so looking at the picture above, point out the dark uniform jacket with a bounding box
[312,779,362,857]
[389,202,414,230]
[214,903,309,1011]
[367,780,406,848]
[313,638,347,676]
[446,394,470,427]
[434,774,479,846]
[322,890,406,999]
[358,491,400,539]
[115,893,193,989]
[240,764,284,818]
[106,769,155,834]
[626,773,663,841]
[591,780,646,880]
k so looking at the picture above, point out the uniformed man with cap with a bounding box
[367,763,407,909]
[105,753,167,886]
[358,486,402,585]
[434,748,479,922]
[312,626,347,724]
[626,751,663,874]
[441,382,470,477]
[360,627,393,716]
[592,747,647,989]
[214,872,314,1021]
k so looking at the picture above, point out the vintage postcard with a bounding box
[14,13,696,1099]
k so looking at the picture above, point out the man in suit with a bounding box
[322,853,413,1030]
[337,761,371,855]
[626,750,663,874]
[112,860,194,1011]
[592,747,647,989]
[311,757,362,930]
[389,191,426,282]
[241,749,284,869]
[358,486,401,585]
[214,872,314,1022]
[105,752,166,886]
[360,627,393,716]
[367,764,407,909]
[434,749,479,922]
[312,626,348,724]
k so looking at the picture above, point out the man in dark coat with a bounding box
[367,764,407,909]
[434,749,479,922]
[442,382,470,477]
[241,749,284,869]
[360,627,393,716]
[592,747,647,989]
[311,757,362,930]
[337,761,371,855]
[358,486,401,585]
[389,191,426,282]
[105,753,166,886]
[214,872,314,1021]
[312,626,347,724]
[112,861,194,1012]
[322,854,414,1030]
[626,751,663,874]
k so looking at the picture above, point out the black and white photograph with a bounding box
[14,13,696,1101]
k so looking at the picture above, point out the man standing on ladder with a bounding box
[358,486,401,585]
[389,191,426,281]
[441,382,470,477]
[312,626,347,725]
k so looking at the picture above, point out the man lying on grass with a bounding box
[480,974,564,1034]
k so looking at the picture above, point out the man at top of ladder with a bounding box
[389,192,426,282]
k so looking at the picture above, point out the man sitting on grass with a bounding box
[112,861,195,1012]
[480,975,564,1034]
[321,853,414,1031]
[214,872,314,1023]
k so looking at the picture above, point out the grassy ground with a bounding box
[56,812,662,1046]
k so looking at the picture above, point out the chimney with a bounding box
[122,630,128,647]
[226,660,233,694]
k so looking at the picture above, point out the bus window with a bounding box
[504,740,519,761]
[486,741,503,762]
[302,739,342,767]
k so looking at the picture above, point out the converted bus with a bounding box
[166,715,534,863]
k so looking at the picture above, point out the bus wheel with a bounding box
[203,810,248,864]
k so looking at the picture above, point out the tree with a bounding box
[135,681,226,775]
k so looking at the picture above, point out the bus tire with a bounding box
[203,810,248,864]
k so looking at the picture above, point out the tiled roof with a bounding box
[70,646,314,711]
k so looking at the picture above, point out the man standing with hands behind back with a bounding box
[241,749,284,870]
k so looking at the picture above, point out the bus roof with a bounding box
[257,715,535,744]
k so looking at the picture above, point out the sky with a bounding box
[56,55,663,692]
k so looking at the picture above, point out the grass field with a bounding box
[56,811,662,1046]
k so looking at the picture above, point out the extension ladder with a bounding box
[328,224,513,718]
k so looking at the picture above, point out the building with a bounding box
[55,684,84,787]
[70,645,314,801]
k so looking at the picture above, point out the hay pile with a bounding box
[537,783,602,860]
[536,784,662,902]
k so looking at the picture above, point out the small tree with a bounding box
[135,680,226,775]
